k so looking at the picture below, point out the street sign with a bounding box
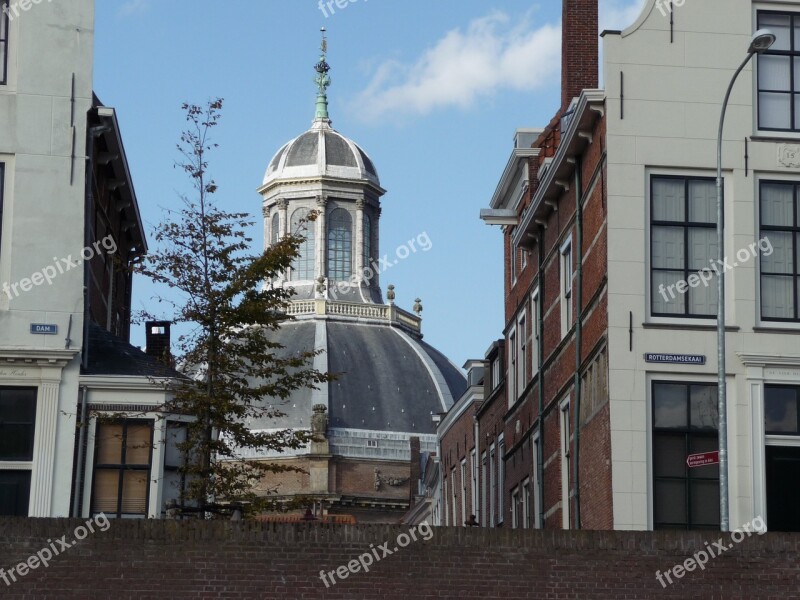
[30,324,58,335]
[687,451,719,468]
[645,353,706,365]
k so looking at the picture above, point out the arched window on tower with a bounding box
[291,208,316,280]
[363,213,372,271]
[327,208,353,280]
[271,213,280,246]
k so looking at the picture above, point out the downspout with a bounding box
[572,155,584,530]
[536,225,545,529]
[72,386,89,517]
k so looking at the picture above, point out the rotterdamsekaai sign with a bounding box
[644,353,706,365]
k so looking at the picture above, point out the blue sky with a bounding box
[95,0,644,368]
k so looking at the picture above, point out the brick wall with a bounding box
[0,519,797,599]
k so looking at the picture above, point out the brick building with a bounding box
[440,0,800,533]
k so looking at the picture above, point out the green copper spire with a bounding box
[314,28,332,122]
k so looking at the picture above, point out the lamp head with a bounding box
[750,29,777,53]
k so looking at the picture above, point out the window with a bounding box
[0,471,30,517]
[517,312,527,397]
[451,466,457,527]
[489,444,496,526]
[650,176,718,317]
[363,213,372,270]
[508,328,516,404]
[0,1,7,85]
[470,449,478,522]
[491,358,500,391]
[460,458,467,526]
[290,208,316,280]
[756,11,800,131]
[760,181,800,320]
[163,423,188,511]
[497,435,505,525]
[560,238,573,336]
[510,239,517,285]
[0,387,35,517]
[443,478,449,526]
[510,487,519,528]
[521,478,531,529]
[0,164,4,250]
[560,398,571,529]
[0,388,37,461]
[327,208,352,280]
[531,288,540,376]
[532,435,542,529]
[652,381,719,530]
[91,420,153,518]
[481,451,487,527]
[765,385,800,434]
[271,212,280,246]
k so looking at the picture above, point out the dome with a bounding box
[263,121,380,187]
[250,318,467,435]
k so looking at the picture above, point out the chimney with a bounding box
[561,0,599,111]
[145,321,171,364]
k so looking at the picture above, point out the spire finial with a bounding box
[314,28,332,123]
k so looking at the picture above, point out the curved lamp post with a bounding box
[716,28,776,532]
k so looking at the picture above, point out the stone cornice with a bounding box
[0,348,79,368]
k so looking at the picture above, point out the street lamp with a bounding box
[716,28,775,533]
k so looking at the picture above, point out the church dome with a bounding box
[263,121,380,187]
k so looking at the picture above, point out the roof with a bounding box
[263,120,380,187]
[248,318,467,435]
[83,321,180,378]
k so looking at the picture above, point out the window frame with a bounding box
[560,397,571,529]
[756,10,800,133]
[90,419,154,519]
[290,207,316,281]
[531,288,540,377]
[765,384,800,435]
[517,311,527,398]
[0,1,8,86]
[510,486,519,528]
[470,448,478,523]
[460,458,467,526]
[759,179,800,322]
[488,443,496,527]
[651,380,720,530]
[649,174,719,319]
[560,237,573,337]
[327,207,353,281]
[507,326,517,406]
[0,387,37,462]
[497,434,505,525]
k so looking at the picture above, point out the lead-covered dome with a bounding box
[263,121,380,187]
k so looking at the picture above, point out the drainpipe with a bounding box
[72,386,89,517]
[536,225,545,529]
[572,155,584,530]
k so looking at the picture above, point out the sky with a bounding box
[95,0,645,369]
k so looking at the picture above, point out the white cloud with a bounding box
[352,12,561,122]
[118,0,150,18]
[352,0,647,122]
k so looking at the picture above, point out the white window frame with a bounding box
[510,486,520,529]
[489,443,496,527]
[460,458,467,526]
[470,449,478,523]
[560,396,571,529]
[451,466,458,527]
[491,358,501,390]
[497,434,505,525]
[443,477,449,526]
[531,287,540,377]
[481,451,488,527]
[560,237,573,338]
[508,326,517,407]
[517,310,527,398]
[521,477,531,529]
[532,432,542,529]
